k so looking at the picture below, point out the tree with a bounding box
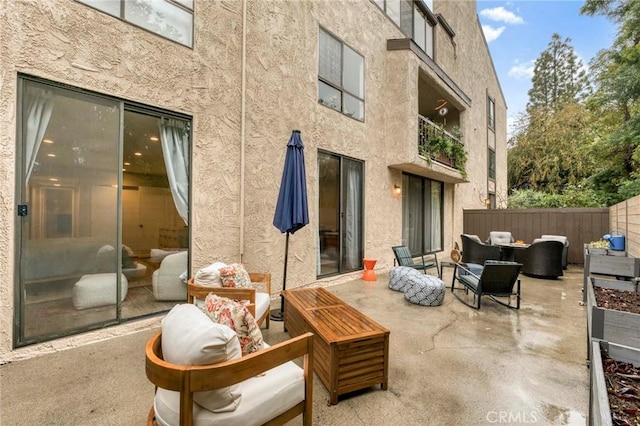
[508,103,597,193]
[526,33,591,114]
[508,34,595,195]
[581,0,640,204]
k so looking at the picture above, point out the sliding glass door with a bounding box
[318,151,363,277]
[402,173,443,255]
[15,76,190,346]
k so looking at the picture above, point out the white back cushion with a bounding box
[194,261,227,287]
[161,304,242,413]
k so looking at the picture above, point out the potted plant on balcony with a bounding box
[418,126,467,177]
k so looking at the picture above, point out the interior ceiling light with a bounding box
[49,178,58,181]
[124,162,131,166]
[43,139,54,144]
[149,136,159,141]
[47,153,56,157]
[53,183,61,187]
[134,152,142,156]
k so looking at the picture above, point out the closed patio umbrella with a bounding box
[271,130,309,321]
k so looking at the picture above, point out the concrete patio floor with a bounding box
[0,265,589,425]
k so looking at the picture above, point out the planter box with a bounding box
[589,340,640,426]
[587,277,640,362]
[587,248,608,256]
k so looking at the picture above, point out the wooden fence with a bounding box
[610,195,640,259]
[463,208,610,265]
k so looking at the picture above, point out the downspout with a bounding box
[239,0,247,262]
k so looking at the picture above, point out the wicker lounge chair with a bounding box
[514,240,564,279]
[460,234,501,265]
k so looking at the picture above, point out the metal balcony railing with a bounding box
[418,115,465,171]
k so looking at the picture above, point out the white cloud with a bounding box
[480,7,525,25]
[508,62,534,79]
[482,25,506,43]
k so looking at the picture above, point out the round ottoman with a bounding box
[389,266,420,292]
[72,273,128,310]
[404,274,445,306]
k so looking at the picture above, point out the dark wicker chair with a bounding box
[451,260,523,309]
[534,235,569,269]
[460,234,501,265]
[514,240,564,279]
[392,245,440,277]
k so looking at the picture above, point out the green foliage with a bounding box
[578,0,640,204]
[508,102,597,194]
[507,186,606,209]
[527,33,591,113]
[419,125,467,178]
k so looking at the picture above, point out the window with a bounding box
[402,174,443,255]
[16,76,191,345]
[318,28,365,121]
[375,0,434,58]
[488,96,495,130]
[488,148,496,180]
[77,0,194,47]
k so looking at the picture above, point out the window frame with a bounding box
[318,27,365,121]
[487,95,496,131]
[76,0,194,48]
[488,148,496,181]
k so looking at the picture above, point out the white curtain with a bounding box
[403,175,422,253]
[24,84,54,181]
[430,181,442,251]
[343,160,362,270]
[159,118,189,225]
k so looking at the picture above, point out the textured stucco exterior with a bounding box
[0,0,506,359]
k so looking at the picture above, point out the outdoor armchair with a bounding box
[487,231,514,245]
[145,304,313,426]
[451,260,523,309]
[187,272,271,329]
[392,245,440,278]
[533,235,569,269]
[460,234,501,266]
[514,240,564,279]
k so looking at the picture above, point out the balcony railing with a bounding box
[418,115,466,175]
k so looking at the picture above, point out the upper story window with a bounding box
[374,0,435,58]
[487,96,496,130]
[488,148,496,180]
[318,28,365,121]
[77,0,194,48]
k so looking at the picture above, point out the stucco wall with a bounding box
[0,0,506,358]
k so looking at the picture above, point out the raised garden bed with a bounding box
[586,278,640,362]
[590,340,640,426]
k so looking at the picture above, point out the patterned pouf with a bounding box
[389,266,420,292]
[403,274,445,307]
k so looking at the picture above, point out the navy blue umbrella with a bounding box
[270,130,309,321]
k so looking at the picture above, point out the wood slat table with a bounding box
[283,287,390,405]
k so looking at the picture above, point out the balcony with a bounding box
[418,115,467,176]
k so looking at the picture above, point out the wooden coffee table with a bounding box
[283,287,389,405]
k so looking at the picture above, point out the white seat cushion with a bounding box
[153,343,305,426]
[255,292,270,320]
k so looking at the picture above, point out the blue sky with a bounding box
[476,0,617,135]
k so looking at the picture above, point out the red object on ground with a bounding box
[362,258,377,281]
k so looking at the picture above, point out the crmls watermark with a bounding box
[486,410,540,424]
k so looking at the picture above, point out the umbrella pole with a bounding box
[270,232,289,322]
